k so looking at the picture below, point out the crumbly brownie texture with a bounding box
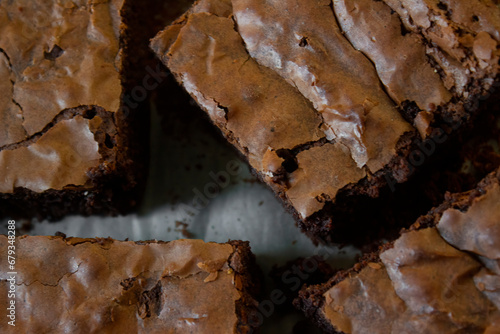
[0,0,151,220]
[151,0,500,244]
[296,168,500,333]
[0,237,261,333]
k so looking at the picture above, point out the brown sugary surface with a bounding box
[438,182,500,262]
[322,227,499,333]
[333,0,452,112]
[0,0,122,138]
[0,237,250,333]
[384,0,500,62]
[383,0,500,94]
[0,116,101,193]
[164,13,325,171]
[322,263,406,334]
[0,0,123,193]
[232,0,412,170]
[287,144,367,218]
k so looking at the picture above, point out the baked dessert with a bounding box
[0,236,261,333]
[151,0,500,244]
[0,0,158,220]
[296,168,500,333]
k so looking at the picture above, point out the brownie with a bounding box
[0,236,262,333]
[151,0,500,244]
[0,0,158,220]
[295,168,500,333]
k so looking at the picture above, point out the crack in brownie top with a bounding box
[232,0,413,169]
[0,0,123,140]
[0,0,124,192]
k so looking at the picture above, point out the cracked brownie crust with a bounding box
[151,0,500,244]
[295,168,500,333]
[0,0,153,220]
[0,236,262,333]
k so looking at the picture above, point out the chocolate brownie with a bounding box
[0,0,161,220]
[0,236,262,333]
[296,168,500,333]
[151,0,500,244]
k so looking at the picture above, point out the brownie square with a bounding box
[151,0,500,244]
[296,168,500,333]
[0,236,262,333]
[0,0,154,220]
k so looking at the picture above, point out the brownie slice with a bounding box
[296,168,500,333]
[0,0,160,220]
[0,236,261,333]
[151,0,500,244]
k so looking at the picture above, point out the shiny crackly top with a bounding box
[151,0,500,219]
[0,237,243,333]
[322,176,500,333]
[0,0,124,193]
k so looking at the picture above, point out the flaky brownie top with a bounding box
[0,237,249,333]
[321,170,500,333]
[0,1,124,193]
[152,0,500,220]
